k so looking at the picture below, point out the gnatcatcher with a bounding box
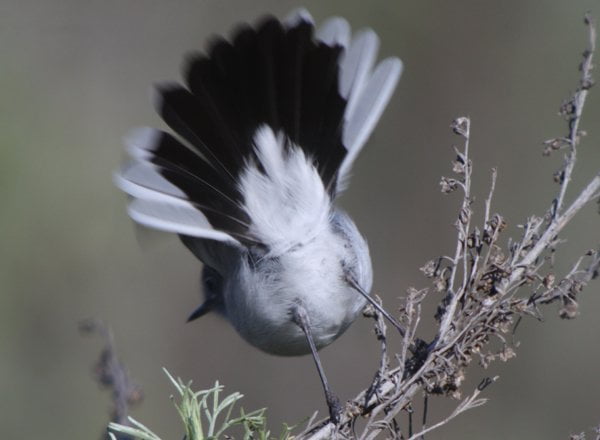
[116,8,402,424]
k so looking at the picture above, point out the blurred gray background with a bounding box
[1,0,599,438]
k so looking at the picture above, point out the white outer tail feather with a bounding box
[284,8,314,27]
[116,129,241,244]
[339,57,402,185]
[288,10,403,190]
[128,199,239,244]
[316,17,350,48]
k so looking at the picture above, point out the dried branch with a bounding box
[300,14,599,440]
[80,319,143,440]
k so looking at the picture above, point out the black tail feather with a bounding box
[153,15,350,244]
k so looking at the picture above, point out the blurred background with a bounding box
[1,0,599,438]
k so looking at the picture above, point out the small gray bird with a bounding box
[116,8,402,423]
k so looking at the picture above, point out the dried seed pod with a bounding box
[451,117,470,137]
[543,137,567,150]
[434,275,448,293]
[452,160,466,175]
[362,304,376,318]
[543,273,556,289]
[459,207,471,225]
[420,260,437,278]
[559,300,579,319]
[559,97,576,118]
[488,214,507,232]
[440,176,459,194]
[553,170,564,183]
[571,280,584,294]
[499,346,516,362]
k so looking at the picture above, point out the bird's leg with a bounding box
[291,305,342,425]
[344,271,407,337]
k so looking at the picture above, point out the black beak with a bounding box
[186,298,215,322]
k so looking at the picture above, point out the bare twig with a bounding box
[553,12,596,218]
[436,117,473,348]
[406,377,496,440]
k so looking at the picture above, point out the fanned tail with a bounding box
[116,10,402,248]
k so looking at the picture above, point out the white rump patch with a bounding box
[239,126,331,256]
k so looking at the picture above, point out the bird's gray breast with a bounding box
[222,211,372,356]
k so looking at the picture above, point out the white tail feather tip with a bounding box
[284,8,314,27]
[124,127,161,160]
